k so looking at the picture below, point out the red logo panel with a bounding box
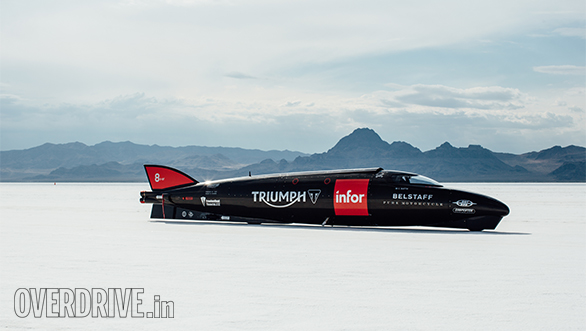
[145,166,195,190]
[334,179,369,216]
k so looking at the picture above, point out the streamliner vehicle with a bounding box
[140,165,509,231]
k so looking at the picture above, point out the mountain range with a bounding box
[1,128,584,182]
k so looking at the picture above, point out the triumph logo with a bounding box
[308,189,321,204]
[251,190,320,208]
[454,200,476,207]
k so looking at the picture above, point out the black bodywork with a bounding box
[140,165,509,231]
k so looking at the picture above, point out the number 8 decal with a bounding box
[155,173,160,182]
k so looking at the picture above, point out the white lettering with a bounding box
[75,288,91,318]
[115,288,132,318]
[14,289,30,318]
[279,191,289,201]
[108,288,115,317]
[161,300,174,318]
[58,288,75,317]
[298,191,306,203]
[13,288,152,318]
[31,288,45,318]
[92,288,108,318]
[251,190,312,208]
[132,288,144,318]
[46,288,59,318]
[392,193,433,200]
[334,190,366,204]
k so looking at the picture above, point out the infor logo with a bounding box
[333,179,369,216]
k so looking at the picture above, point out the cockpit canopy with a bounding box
[386,173,443,187]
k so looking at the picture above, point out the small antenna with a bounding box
[249,171,251,177]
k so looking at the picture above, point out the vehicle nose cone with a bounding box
[455,191,510,217]
[490,198,510,216]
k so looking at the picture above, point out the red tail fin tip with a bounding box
[144,165,198,190]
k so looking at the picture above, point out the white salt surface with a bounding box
[1,183,584,330]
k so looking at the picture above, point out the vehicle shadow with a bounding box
[150,220,530,235]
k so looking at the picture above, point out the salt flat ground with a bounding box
[0,183,584,330]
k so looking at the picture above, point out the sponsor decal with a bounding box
[308,189,321,204]
[206,199,220,207]
[181,211,195,218]
[454,200,476,207]
[251,190,320,208]
[392,193,433,200]
[384,201,443,206]
[334,179,369,216]
[145,166,194,190]
[200,197,220,207]
[453,208,476,214]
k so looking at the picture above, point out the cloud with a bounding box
[553,27,586,39]
[1,1,584,156]
[0,94,22,106]
[2,83,583,154]
[378,84,525,111]
[2,0,584,104]
[533,65,586,75]
[224,72,257,80]
[284,101,301,107]
[380,99,404,108]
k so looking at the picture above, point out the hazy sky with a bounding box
[1,0,585,153]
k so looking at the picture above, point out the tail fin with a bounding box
[144,165,198,191]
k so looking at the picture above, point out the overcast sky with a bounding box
[1,0,585,153]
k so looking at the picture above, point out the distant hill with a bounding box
[0,141,307,181]
[232,129,567,182]
[549,161,586,181]
[1,128,584,182]
[494,145,586,174]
